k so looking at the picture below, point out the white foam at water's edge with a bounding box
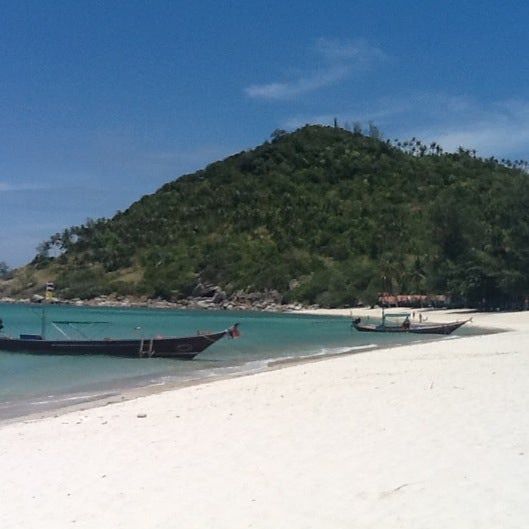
[28,380,168,407]
[30,393,113,405]
[275,343,378,363]
[143,381,167,388]
[163,343,381,384]
[314,343,378,356]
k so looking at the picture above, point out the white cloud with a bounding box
[418,100,529,157]
[0,182,48,192]
[244,38,386,101]
[245,64,350,100]
[281,94,529,159]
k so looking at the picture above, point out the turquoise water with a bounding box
[0,303,480,419]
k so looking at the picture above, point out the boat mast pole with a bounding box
[41,308,46,340]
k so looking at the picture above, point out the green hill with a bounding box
[20,125,529,308]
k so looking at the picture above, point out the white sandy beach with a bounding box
[1,309,529,528]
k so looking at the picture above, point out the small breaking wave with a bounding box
[30,392,114,405]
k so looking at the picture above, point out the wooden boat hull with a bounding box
[0,330,229,359]
[352,320,468,335]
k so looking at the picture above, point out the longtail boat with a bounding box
[0,314,240,359]
[351,311,469,335]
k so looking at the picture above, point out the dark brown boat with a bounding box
[0,316,240,359]
[351,312,469,335]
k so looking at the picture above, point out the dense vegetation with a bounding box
[29,125,529,308]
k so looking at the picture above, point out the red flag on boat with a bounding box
[228,323,240,338]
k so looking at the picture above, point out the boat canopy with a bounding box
[384,312,411,318]
[50,320,111,340]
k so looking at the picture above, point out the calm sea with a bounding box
[0,303,481,419]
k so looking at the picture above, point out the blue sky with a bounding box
[2,0,529,265]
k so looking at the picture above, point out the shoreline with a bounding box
[0,308,506,428]
[2,292,524,319]
[2,322,497,426]
[0,294,312,312]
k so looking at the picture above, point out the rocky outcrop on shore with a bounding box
[0,284,319,312]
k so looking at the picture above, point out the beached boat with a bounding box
[0,315,240,359]
[351,312,469,335]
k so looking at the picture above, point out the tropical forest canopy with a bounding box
[30,125,529,308]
